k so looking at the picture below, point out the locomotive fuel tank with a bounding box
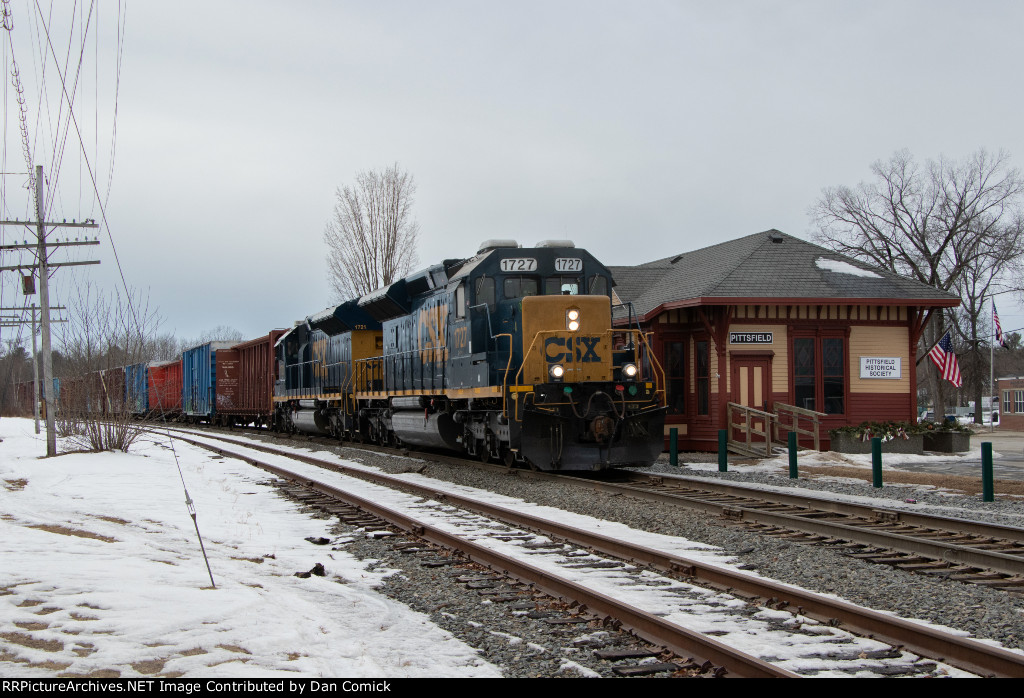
[390,409,462,450]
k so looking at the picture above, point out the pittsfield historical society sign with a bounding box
[860,357,901,379]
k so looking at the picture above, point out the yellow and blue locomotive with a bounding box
[273,240,666,471]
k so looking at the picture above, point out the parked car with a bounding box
[955,412,1000,426]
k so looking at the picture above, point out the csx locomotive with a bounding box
[273,240,666,471]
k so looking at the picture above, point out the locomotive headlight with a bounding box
[566,309,580,331]
[621,363,639,380]
[549,364,565,382]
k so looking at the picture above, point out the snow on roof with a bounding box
[815,257,881,278]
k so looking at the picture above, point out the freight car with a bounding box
[125,363,149,417]
[182,341,236,423]
[272,240,666,471]
[213,330,286,427]
[148,359,182,416]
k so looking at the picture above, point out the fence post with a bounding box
[872,437,883,488]
[718,429,728,472]
[982,442,994,502]
[788,431,798,479]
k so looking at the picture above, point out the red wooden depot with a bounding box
[610,230,959,452]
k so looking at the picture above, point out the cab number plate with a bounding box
[501,257,538,272]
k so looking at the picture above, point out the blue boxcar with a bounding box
[125,363,149,416]
[182,341,236,420]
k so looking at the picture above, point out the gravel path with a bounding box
[244,433,1024,676]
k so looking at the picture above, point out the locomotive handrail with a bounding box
[491,333,514,418]
[467,302,495,345]
[634,329,666,407]
[611,300,642,334]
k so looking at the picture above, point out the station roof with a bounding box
[609,229,959,322]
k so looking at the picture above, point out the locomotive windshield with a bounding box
[474,276,495,310]
[545,276,580,295]
[503,276,539,299]
[588,275,609,296]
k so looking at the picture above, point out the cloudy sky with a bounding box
[1,0,1022,344]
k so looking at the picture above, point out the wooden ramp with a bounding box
[726,402,825,458]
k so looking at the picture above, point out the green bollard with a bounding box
[982,442,994,502]
[670,428,678,467]
[718,429,728,472]
[788,431,798,479]
[872,437,883,488]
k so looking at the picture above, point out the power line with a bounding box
[30,0,135,331]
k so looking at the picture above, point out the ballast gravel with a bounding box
[249,434,1024,677]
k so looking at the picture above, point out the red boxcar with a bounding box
[148,359,183,415]
[215,330,285,427]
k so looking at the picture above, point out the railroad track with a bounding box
[147,425,1024,677]
[568,471,1024,589]
[162,424,1024,590]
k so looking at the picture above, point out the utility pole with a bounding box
[31,304,38,432]
[0,165,99,456]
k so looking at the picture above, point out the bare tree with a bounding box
[0,341,31,415]
[950,264,1000,421]
[324,163,420,300]
[810,148,1024,418]
[179,325,244,351]
[55,283,163,453]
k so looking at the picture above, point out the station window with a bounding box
[1016,390,1024,414]
[793,335,845,414]
[696,341,710,416]
[665,341,686,415]
[475,277,495,311]
[545,276,580,295]
[503,276,539,300]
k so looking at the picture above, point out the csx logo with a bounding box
[418,303,448,363]
[544,336,602,363]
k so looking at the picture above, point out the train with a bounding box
[21,240,668,472]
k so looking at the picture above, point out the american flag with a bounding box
[928,332,962,388]
[994,303,1008,348]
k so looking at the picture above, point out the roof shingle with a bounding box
[610,229,958,321]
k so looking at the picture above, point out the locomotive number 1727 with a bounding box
[500,258,537,272]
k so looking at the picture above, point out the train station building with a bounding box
[609,230,958,453]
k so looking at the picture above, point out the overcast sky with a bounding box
[1,0,1023,345]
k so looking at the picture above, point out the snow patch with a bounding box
[816,257,881,278]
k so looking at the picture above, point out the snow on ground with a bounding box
[0,418,1005,679]
[157,428,999,673]
[0,418,500,679]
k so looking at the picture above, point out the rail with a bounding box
[772,402,825,451]
[726,402,777,458]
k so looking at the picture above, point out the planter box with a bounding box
[923,431,971,453]
[830,432,924,454]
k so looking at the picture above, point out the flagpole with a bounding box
[991,297,995,432]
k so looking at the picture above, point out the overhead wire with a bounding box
[30,0,137,332]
